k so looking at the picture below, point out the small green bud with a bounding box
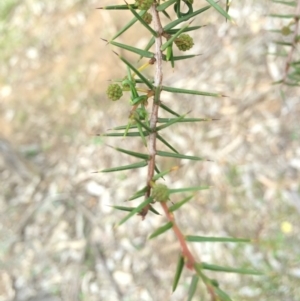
[106,83,123,101]
[174,34,194,51]
[135,0,154,11]
[143,12,152,24]
[152,183,170,202]
[281,26,291,36]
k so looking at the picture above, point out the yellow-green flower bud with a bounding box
[143,12,152,24]
[174,34,194,51]
[152,183,170,202]
[135,0,154,10]
[281,26,291,36]
[106,83,123,101]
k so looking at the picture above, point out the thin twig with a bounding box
[282,0,300,83]
[160,202,196,270]
[140,3,164,218]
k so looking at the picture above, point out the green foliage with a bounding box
[99,1,262,299]
[269,0,300,86]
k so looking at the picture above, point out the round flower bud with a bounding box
[281,26,291,36]
[174,34,194,51]
[135,0,154,11]
[106,83,123,101]
[143,12,152,24]
[152,183,170,202]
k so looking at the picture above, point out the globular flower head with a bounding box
[281,26,291,36]
[174,34,194,51]
[143,12,152,24]
[152,183,170,202]
[106,83,123,101]
[135,0,154,11]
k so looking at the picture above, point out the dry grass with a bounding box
[0,0,300,300]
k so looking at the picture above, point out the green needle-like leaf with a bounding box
[214,287,233,301]
[269,14,295,18]
[274,40,293,46]
[272,0,296,6]
[97,4,137,10]
[127,3,157,37]
[162,9,171,20]
[185,236,251,243]
[149,221,173,239]
[268,29,282,33]
[158,117,214,123]
[169,195,193,212]
[163,54,200,61]
[101,161,148,172]
[226,0,230,14]
[205,0,234,22]
[156,0,177,11]
[272,79,284,85]
[169,186,209,194]
[110,10,146,41]
[267,51,288,57]
[162,85,223,97]
[134,118,152,133]
[172,255,184,292]
[116,53,154,89]
[110,124,137,131]
[154,164,162,177]
[149,205,161,215]
[140,36,155,60]
[152,166,179,181]
[109,40,154,58]
[102,131,149,137]
[164,6,211,31]
[111,206,135,212]
[187,275,199,301]
[129,186,148,200]
[161,22,191,51]
[289,60,300,65]
[111,146,150,160]
[199,262,263,275]
[157,150,205,161]
[155,113,187,131]
[117,196,153,226]
[159,103,180,117]
[157,134,179,154]
[136,123,147,146]
[165,26,205,35]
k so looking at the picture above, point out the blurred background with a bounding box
[0,0,300,300]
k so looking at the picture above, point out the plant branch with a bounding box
[282,0,300,83]
[160,202,196,270]
[140,3,164,218]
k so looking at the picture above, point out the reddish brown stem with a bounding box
[160,202,196,270]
